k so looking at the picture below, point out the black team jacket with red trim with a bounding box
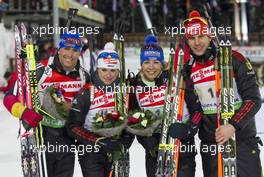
[184,48,261,142]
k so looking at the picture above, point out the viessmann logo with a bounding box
[139,90,165,105]
[191,65,215,82]
[40,82,82,90]
[90,94,115,108]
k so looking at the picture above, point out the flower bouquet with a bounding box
[92,111,127,138]
[42,86,71,120]
[92,111,127,162]
[126,109,162,137]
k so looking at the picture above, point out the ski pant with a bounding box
[78,131,134,177]
[137,134,196,177]
[43,126,75,177]
[201,136,262,177]
[78,144,112,177]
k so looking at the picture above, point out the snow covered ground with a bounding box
[0,51,264,177]
[0,23,14,85]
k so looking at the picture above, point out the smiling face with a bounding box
[97,68,119,85]
[187,34,211,56]
[141,59,163,82]
[58,47,80,71]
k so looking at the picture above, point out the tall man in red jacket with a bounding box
[3,31,90,177]
[169,10,262,177]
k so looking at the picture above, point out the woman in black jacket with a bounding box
[67,42,127,177]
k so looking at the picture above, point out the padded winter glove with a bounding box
[21,108,43,131]
[120,131,135,149]
[4,94,43,131]
[168,122,198,141]
[137,134,159,151]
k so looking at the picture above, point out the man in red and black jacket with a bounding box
[3,31,90,177]
[168,10,262,177]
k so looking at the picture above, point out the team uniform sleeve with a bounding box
[36,62,45,80]
[3,65,45,118]
[184,78,203,127]
[0,72,17,92]
[128,77,140,112]
[229,51,261,130]
[66,88,99,143]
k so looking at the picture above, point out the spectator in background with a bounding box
[37,36,56,62]
[80,37,97,74]
[0,71,17,93]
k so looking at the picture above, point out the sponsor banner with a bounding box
[233,46,264,63]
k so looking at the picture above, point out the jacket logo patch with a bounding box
[91,94,114,107]
[191,65,215,82]
[138,91,165,106]
[245,60,253,71]
[40,82,82,90]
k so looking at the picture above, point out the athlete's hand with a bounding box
[215,124,235,145]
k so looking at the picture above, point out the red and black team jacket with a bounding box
[129,70,203,132]
[67,70,204,145]
[3,54,90,128]
[66,78,119,144]
[184,49,261,142]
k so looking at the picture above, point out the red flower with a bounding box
[128,116,140,124]
[111,112,120,121]
[105,113,112,120]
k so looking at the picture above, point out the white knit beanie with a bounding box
[96,42,120,70]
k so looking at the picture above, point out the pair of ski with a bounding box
[14,8,79,177]
[155,37,185,177]
[155,37,236,177]
[108,22,130,177]
[216,39,237,177]
[15,23,47,177]
[203,3,237,177]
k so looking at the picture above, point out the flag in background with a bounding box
[163,0,168,15]
[130,0,137,9]
[186,0,190,12]
[113,0,117,12]
[251,0,262,7]
[92,0,96,9]
[209,0,219,9]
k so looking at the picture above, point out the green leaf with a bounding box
[145,110,153,119]
[103,120,113,128]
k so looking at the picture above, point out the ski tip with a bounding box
[169,48,175,55]
[179,49,184,55]
[226,40,232,46]
[20,23,26,30]
[113,34,118,40]
[14,25,20,33]
[219,40,225,46]
[119,35,125,41]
